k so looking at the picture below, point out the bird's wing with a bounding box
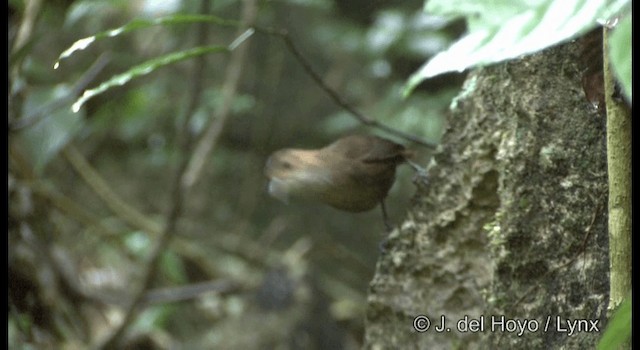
[327,135,406,163]
[360,138,406,164]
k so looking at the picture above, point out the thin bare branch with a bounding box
[141,279,242,306]
[253,26,438,149]
[604,26,631,309]
[62,144,162,236]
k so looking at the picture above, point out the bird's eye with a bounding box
[281,161,293,170]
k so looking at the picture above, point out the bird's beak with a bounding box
[267,178,289,204]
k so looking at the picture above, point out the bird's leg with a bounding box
[380,200,392,231]
[378,200,393,253]
[406,159,429,187]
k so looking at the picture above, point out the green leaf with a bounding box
[19,86,84,174]
[608,14,631,101]
[161,251,187,284]
[54,14,239,68]
[71,45,229,112]
[404,0,630,96]
[135,305,177,331]
[597,298,631,349]
[124,231,151,256]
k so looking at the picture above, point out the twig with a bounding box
[253,26,438,149]
[603,25,632,310]
[141,279,242,306]
[62,144,162,236]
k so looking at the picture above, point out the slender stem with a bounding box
[252,27,438,149]
[603,27,631,310]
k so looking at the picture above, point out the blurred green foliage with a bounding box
[608,13,631,101]
[18,86,84,173]
[597,298,631,350]
[10,0,461,347]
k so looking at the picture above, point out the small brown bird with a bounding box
[264,134,413,228]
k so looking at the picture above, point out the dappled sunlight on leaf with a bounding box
[55,14,238,68]
[72,46,229,112]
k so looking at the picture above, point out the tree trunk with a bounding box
[364,38,609,349]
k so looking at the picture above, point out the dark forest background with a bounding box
[9,0,463,348]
